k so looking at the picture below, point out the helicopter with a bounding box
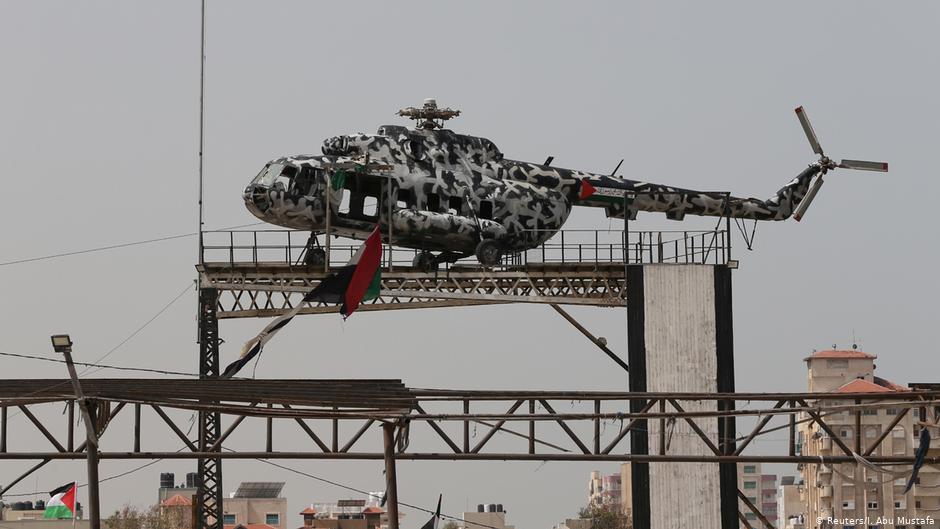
[243,100,887,268]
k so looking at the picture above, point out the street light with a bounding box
[49,333,100,529]
[50,334,72,353]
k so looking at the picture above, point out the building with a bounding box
[463,505,514,529]
[797,348,940,527]
[777,476,805,529]
[0,502,88,529]
[221,482,288,529]
[298,495,398,529]
[158,472,199,505]
[738,463,777,526]
[587,464,632,516]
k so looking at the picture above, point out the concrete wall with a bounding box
[222,498,287,528]
[627,265,736,529]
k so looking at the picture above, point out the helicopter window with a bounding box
[254,163,284,187]
[337,189,350,214]
[290,166,317,196]
[362,195,378,219]
[426,194,440,212]
[396,189,414,209]
[448,196,463,214]
[479,200,493,220]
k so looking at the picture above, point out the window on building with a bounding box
[867,501,878,509]
[916,500,922,508]
[223,514,236,525]
[841,428,853,438]
[865,428,877,438]
[862,408,878,416]
[743,481,757,489]
[886,408,900,415]
[893,427,906,438]
[843,500,854,509]
[743,465,756,474]
[895,501,906,509]
[265,514,280,526]
[745,512,756,520]
[826,359,849,368]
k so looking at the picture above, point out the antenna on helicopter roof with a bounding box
[792,106,889,221]
[398,98,461,130]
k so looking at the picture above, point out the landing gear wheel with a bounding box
[412,251,437,272]
[475,240,502,267]
[305,248,326,267]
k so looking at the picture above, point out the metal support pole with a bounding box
[382,423,400,529]
[197,287,223,529]
[1,405,7,452]
[61,347,100,529]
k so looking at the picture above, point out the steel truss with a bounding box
[5,382,939,529]
[198,263,628,319]
[3,382,938,464]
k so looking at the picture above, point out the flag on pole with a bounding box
[43,482,77,519]
[220,226,382,379]
[419,494,442,529]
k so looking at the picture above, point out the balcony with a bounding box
[820,485,833,498]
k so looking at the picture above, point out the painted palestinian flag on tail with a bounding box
[220,226,382,379]
[43,482,76,519]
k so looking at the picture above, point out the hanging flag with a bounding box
[220,226,383,379]
[905,427,931,493]
[43,482,76,519]
[578,179,596,200]
[419,494,442,529]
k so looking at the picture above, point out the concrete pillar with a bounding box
[627,264,736,529]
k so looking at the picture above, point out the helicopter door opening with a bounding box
[335,173,383,222]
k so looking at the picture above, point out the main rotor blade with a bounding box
[839,159,888,172]
[610,159,624,176]
[795,106,824,156]
[793,175,825,222]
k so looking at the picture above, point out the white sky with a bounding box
[2,1,939,528]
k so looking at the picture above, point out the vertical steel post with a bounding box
[134,403,141,452]
[197,287,223,529]
[1,405,7,452]
[382,423,400,529]
[61,347,100,529]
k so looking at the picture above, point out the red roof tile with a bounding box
[362,507,385,514]
[161,494,193,507]
[834,379,895,394]
[804,349,876,361]
[299,507,318,515]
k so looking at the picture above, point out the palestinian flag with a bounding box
[221,226,382,379]
[419,494,442,529]
[43,482,76,519]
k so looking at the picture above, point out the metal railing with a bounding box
[200,225,731,269]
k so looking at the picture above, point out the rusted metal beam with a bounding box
[601,400,657,455]
[734,400,785,455]
[798,399,853,456]
[470,400,524,453]
[413,403,461,453]
[737,490,774,529]
[339,419,375,453]
[864,407,909,456]
[151,405,198,452]
[538,399,591,455]
[550,304,629,372]
[668,399,721,456]
[17,405,67,452]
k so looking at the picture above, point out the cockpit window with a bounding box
[253,163,285,187]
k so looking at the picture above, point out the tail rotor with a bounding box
[792,106,888,221]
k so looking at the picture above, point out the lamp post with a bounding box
[50,335,100,529]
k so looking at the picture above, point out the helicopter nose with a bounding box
[244,183,270,213]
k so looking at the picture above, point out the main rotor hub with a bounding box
[397,98,461,130]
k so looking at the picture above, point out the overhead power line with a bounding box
[0,352,200,378]
[0,222,262,267]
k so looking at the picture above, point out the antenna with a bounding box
[792,106,889,221]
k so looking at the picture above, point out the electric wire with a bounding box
[0,222,262,267]
[0,352,200,378]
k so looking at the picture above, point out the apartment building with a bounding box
[797,348,940,527]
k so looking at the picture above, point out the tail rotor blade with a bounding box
[839,159,889,172]
[793,176,825,222]
[795,106,824,156]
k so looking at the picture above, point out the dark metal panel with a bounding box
[714,265,738,529]
[625,265,649,529]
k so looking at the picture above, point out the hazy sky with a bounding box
[2,2,939,528]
